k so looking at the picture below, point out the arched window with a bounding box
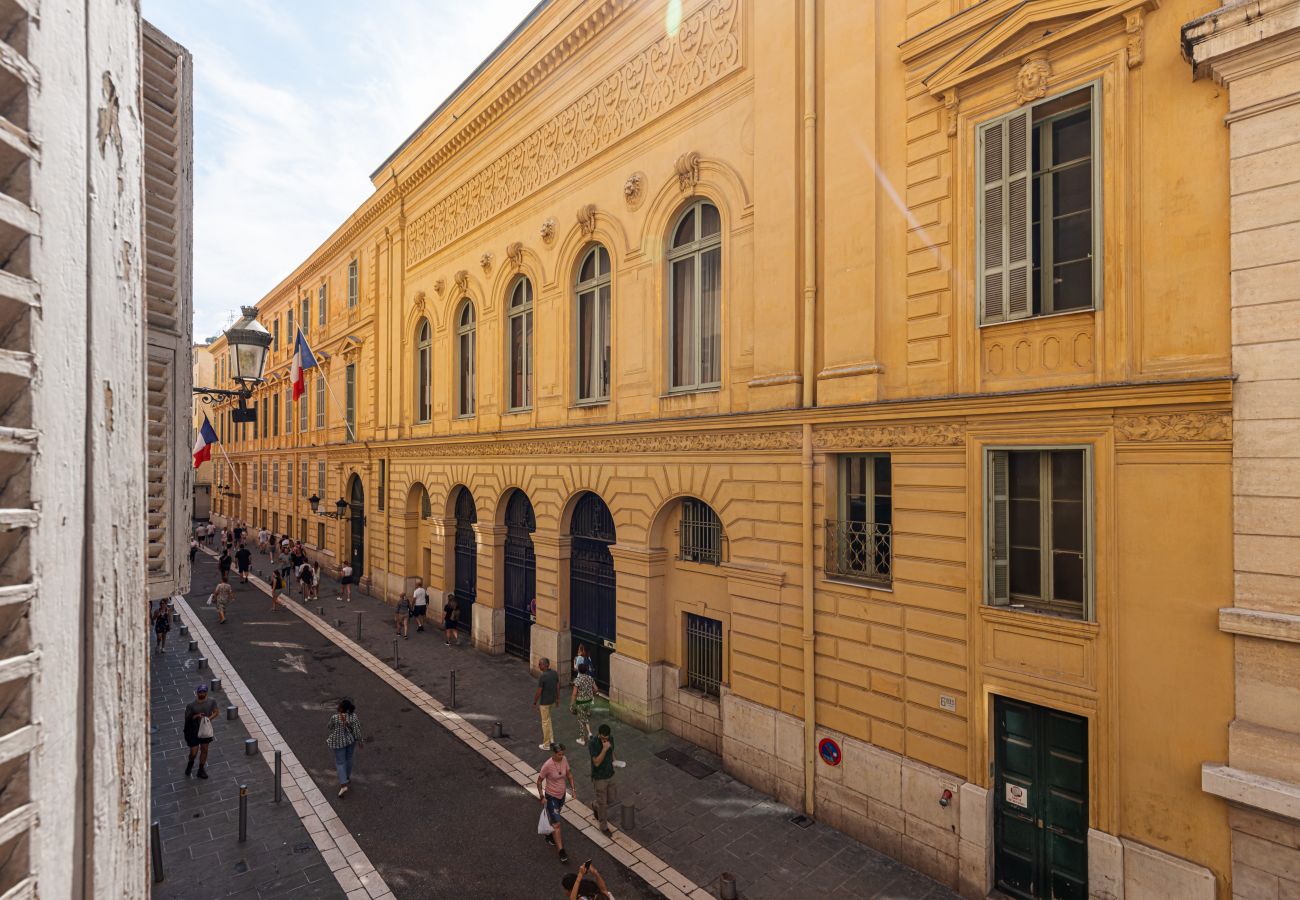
[679,497,724,565]
[415,318,432,422]
[667,200,722,391]
[575,245,611,403]
[456,301,476,417]
[507,277,533,411]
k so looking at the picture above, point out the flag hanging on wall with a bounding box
[192,414,218,468]
[290,327,317,400]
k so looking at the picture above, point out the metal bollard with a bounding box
[244,738,258,755]
[450,669,456,709]
[274,750,282,803]
[356,611,362,641]
[238,785,248,842]
[393,638,399,668]
[151,820,164,883]
[178,624,188,637]
[209,676,222,692]
[621,801,636,831]
[188,640,197,652]
[196,657,207,671]
[336,619,343,628]
[317,606,324,615]
[491,721,504,739]
[226,705,239,720]
[720,872,738,900]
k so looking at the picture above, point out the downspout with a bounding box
[800,0,818,817]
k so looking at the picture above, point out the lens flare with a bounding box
[666,0,683,38]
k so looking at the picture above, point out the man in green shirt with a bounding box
[589,724,616,835]
[534,657,559,750]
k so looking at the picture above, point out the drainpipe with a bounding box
[800,0,818,818]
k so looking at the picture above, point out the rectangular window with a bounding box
[300,517,307,543]
[576,281,611,402]
[300,459,307,496]
[287,462,293,497]
[272,393,280,436]
[315,375,326,429]
[319,282,328,325]
[301,297,310,334]
[317,522,325,549]
[378,460,386,511]
[685,614,723,697]
[261,461,267,492]
[345,364,356,441]
[826,454,892,585]
[272,511,278,535]
[347,260,358,307]
[285,388,293,433]
[680,499,723,565]
[978,84,1098,324]
[287,308,294,340]
[299,382,309,430]
[273,318,280,351]
[256,399,262,439]
[317,459,325,497]
[987,448,1091,620]
[272,461,279,494]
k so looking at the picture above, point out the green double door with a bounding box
[994,696,1089,900]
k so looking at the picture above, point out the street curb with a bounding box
[177,589,395,900]
[213,549,709,900]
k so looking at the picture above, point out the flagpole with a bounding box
[297,327,355,443]
[216,441,242,489]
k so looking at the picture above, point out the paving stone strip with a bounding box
[176,595,393,900]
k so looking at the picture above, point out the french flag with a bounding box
[290,328,317,400]
[192,414,218,469]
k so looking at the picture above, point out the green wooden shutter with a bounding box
[989,450,1010,606]
[978,108,1033,323]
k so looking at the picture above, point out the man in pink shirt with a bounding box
[537,743,577,863]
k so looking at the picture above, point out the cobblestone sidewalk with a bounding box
[237,547,956,900]
[151,605,347,899]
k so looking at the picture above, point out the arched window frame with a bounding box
[455,300,476,418]
[666,200,723,392]
[574,244,612,404]
[505,276,534,411]
[415,318,432,423]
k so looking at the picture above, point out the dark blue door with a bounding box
[569,493,615,691]
[503,491,535,659]
[453,488,476,633]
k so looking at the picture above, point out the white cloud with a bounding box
[144,0,540,341]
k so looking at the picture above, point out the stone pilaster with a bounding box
[531,533,571,679]
[426,514,454,603]
[606,545,668,729]
[471,522,507,654]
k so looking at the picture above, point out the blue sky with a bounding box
[143,0,541,342]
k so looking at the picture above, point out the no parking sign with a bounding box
[818,737,842,766]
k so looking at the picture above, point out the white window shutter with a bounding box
[142,24,193,601]
[977,108,1032,324]
[988,450,1011,606]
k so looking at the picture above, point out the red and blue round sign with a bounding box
[818,737,842,766]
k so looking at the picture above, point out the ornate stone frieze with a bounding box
[405,0,742,268]
[387,428,799,459]
[1015,53,1051,104]
[814,423,966,450]
[1114,412,1231,442]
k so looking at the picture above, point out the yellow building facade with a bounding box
[209,1,1238,896]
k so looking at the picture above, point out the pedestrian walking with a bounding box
[340,562,354,601]
[537,743,576,864]
[394,593,410,638]
[443,593,460,645]
[534,658,560,750]
[589,724,616,835]
[573,642,591,680]
[562,862,612,900]
[300,560,316,601]
[235,542,252,584]
[570,663,597,745]
[152,598,172,652]
[217,546,233,580]
[189,535,198,565]
[184,683,219,779]
[311,561,322,601]
[411,579,428,632]
[212,574,234,625]
[327,698,362,798]
[270,569,286,612]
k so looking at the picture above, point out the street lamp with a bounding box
[308,494,349,519]
[193,305,273,417]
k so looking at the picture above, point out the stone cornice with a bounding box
[1183,0,1300,82]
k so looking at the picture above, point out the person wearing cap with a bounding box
[184,684,219,779]
[537,742,577,864]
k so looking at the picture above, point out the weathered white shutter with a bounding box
[978,108,1032,324]
[143,23,194,601]
[988,450,1010,606]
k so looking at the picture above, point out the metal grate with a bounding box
[679,498,722,565]
[824,519,892,585]
[686,614,722,697]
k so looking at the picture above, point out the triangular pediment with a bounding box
[902,0,1159,97]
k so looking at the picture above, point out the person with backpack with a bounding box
[394,592,410,639]
[235,542,252,584]
[270,569,286,612]
[327,698,362,798]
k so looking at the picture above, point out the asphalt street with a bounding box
[189,554,658,900]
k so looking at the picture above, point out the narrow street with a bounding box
[188,553,658,899]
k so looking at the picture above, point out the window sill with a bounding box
[503,407,533,416]
[980,603,1098,633]
[978,307,1095,329]
[573,398,609,409]
[821,574,894,593]
[661,385,722,398]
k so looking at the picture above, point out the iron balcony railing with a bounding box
[824,519,892,585]
[686,614,723,697]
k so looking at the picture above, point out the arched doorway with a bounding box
[569,492,616,691]
[405,483,432,588]
[452,487,477,634]
[348,475,365,578]
[503,490,536,660]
